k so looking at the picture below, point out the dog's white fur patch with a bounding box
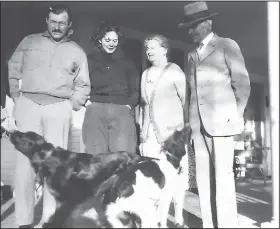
[106,157,180,228]
[106,190,159,228]
[82,208,98,220]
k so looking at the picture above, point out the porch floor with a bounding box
[1,179,273,228]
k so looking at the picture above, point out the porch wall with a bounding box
[1,12,271,186]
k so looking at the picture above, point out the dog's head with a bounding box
[9,130,54,167]
[162,123,192,169]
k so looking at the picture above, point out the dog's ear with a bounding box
[75,163,95,180]
[162,126,189,169]
[162,128,186,153]
[26,131,46,146]
[30,146,54,166]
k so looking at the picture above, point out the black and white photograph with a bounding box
[1,1,279,228]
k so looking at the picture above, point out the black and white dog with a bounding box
[9,130,152,228]
[9,124,191,228]
[43,124,191,228]
[101,125,191,228]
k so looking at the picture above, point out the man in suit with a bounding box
[179,2,251,228]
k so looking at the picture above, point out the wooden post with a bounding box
[261,2,279,228]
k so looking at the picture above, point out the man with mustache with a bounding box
[178,2,251,228]
[8,4,90,228]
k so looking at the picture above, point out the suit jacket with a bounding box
[140,63,186,144]
[187,34,251,137]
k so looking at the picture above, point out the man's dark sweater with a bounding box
[87,48,140,108]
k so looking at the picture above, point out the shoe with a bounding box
[18,225,33,228]
[202,223,214,228]
[175,223,189,228]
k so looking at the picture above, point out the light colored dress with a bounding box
[141,67,164,159]
[141,66,197,189]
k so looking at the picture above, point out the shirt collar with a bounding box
[197,32,214,50]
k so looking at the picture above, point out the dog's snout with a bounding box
[6,131,12,137]
[1,126,18,139]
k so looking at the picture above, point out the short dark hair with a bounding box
[46,4,72,23]
[91,21,124,48]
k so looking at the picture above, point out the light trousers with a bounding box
[193,130,239,228]
[13,95,72,226]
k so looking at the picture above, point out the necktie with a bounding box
[196,42,203,62]
[198,42,204,50]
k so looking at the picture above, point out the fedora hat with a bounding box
[178,2,219,28]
